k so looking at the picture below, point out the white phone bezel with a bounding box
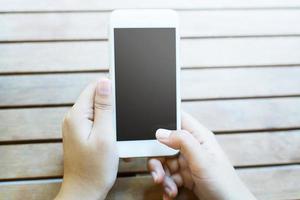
[109,9,181,158]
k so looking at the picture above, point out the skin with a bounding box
[55,78,256,200]
[55,78,118,200]
[148,112,257,200]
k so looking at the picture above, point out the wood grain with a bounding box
[1,98,300,141]
[1,67,300,106]
[1,10,300,41]
[1,37,300,73]
[1,0,300,12]
[1,2,300,200]
[0,131,299,179]
[183,98,300,132]
[1,165,300,200]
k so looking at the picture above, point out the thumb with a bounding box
[156,129,200,160]
[91,78,114,140]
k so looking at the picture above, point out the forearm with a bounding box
[194,173,256,200]
[221,168,256,200]
[219,178,256,200]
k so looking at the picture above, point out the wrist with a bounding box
[54,176,110,200]
[193,171,255,200]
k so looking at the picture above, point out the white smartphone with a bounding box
[109,9,180,158]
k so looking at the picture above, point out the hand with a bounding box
[55,78,118,200]
[148,112,256,200]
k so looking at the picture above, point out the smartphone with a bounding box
[109,9,180,158]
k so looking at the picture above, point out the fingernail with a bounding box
[97,78,111,96]
[156,129,171,140]
[164,186,173,198]
[151,171,158,183]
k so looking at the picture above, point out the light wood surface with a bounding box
[1,10,300,42]
[1,1,300,199]
[1,38,300,73]
[1,0,300,12]
[1,165,300,200]
[1,98,300,141]
[0,131,299,180]
[1,67,300,106]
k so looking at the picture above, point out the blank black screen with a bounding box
[114,28,177,141]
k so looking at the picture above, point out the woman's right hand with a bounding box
[148,112,256,200]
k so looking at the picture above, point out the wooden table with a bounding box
[1,1,300,199]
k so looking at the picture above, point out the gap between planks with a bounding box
[1,64,300,76]
[1,165,300,200]
[2,35,300,44]
[1,127,300,145]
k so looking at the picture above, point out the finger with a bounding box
[163,175,178,198]
[166,158,179,174]
[171,173,183,187]
[180,167,194,190]
[177,155,194,189]
[163,166,178,198]
[148,158,165,184]
[156,129,200,162]
[72,81,97,120]
[164,165,171,176]
[163,193,172,200]
[63,81,98,140]
[178,154,189,170]
[90,78,114,141]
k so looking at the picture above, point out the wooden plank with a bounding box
[1,38,300,73]
[237,165,300,200]
[0,131,299,179]
[1,67,300,106]
[218,131,300,166]
[181,67,300,100]
[1,0,300,12]
[184,98,300,133]
[181,37,300,68]
[0,42,108,73]
[0,165,300,200]
[1,98,300,141]
[1,10,300,41]
[0,142,146,179]
[0,107,68,141]
[0,73,105,106]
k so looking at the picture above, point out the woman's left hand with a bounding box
[55,78,118,200]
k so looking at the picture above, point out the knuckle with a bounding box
[176,132,185,141]
[180,130,191,136]
[94,101,112,111]
[176,130,193,147]
[177,130,190,141]
[62,112,71,137]
[62,110,77,128]
[63,111,72,125]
